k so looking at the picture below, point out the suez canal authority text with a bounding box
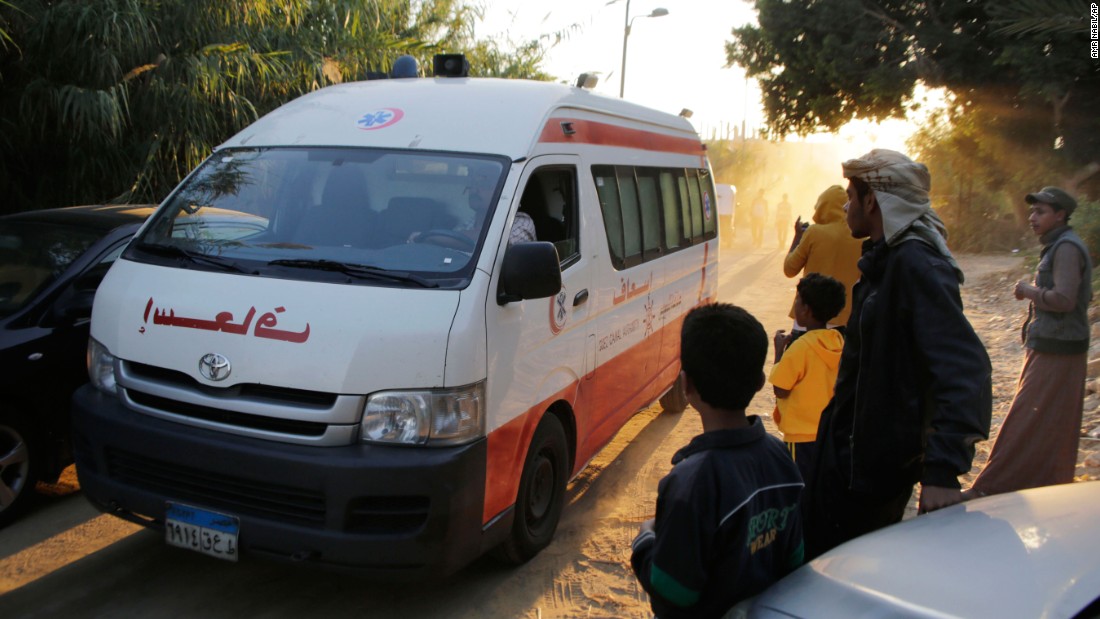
[598,292,683,353]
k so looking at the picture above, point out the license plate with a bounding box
[165,502,239,562]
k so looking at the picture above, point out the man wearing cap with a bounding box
[963,187,1092,500]
[803,149,992,559]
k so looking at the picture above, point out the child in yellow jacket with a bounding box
[770,273,846,485]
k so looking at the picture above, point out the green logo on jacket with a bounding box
[747,503,798,554]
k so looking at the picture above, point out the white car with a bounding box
[746,482,1100,618]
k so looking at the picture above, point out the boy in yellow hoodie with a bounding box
[770,273,846,484]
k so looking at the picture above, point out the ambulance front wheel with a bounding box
[659,373,689,414]
[495,413,567,565]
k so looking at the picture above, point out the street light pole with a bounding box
[620,0,632,99]
[619,2,668,99]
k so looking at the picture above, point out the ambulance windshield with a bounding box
[130,148,506,288]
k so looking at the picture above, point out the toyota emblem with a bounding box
[198,353,231,381]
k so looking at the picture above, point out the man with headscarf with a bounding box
[802,149,992,560]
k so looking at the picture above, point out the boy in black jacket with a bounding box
[631,303,804,619]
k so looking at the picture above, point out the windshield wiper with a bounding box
[133,242,255,274]
[267,259,438,288]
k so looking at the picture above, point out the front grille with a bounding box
[127,390,328,436]
[106,448,326,526]
[128,362,337,407]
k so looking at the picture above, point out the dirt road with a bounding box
[0,244,1027,618]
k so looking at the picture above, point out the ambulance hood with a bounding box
[92,259,461,394]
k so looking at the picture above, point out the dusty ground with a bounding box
[5,250,1098,618]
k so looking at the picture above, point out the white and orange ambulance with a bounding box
[72,58,718,577]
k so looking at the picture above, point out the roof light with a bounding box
[575,73,599,89]
[392,55,419,79]
[433,54,469,78]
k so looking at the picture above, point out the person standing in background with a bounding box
[964,187,1092,500]
[775,193,792,249]
[750,189,768,248]
[717,184,735,249]
[783,185,863,334]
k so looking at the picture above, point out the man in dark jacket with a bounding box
[803,149,992,560]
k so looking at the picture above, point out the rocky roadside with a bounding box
[1078,302,1100,475]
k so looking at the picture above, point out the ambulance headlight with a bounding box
[361,382,484,446]
[87,337,118,395]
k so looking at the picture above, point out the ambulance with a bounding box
[71,57,719,577]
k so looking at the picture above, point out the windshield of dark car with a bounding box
[131,147,506,288]
[0,221,105,318]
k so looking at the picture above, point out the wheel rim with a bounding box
[526,451,555,524]
[0,424,30,509]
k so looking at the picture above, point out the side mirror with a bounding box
[497,242,562,305]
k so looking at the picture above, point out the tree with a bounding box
[906,106,1040,251]
[726,1,1100,189]
[0,0,555,214]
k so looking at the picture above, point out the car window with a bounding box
[0,221,104,318]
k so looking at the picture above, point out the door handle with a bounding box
[573,289,589,307]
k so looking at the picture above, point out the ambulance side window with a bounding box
[635,169,663,260]
[685,169,704,242]
[698,170,717,237]
[660,171,685,250]
[594,168,624,266]
[521,166,580,269]
[593,164,716,271]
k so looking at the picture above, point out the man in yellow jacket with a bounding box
[783,185,865,330]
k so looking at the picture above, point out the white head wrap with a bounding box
[841,149,963,283]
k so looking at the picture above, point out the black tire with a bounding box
[0,416,38,528]
[495,414,568,565]
[659,373,689,414]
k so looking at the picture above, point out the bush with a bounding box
[1068,199,1100,290]
[1071,199,1100,265]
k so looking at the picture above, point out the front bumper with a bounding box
[71,384,506,579]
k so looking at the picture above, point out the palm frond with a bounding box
[989,0,1091,36]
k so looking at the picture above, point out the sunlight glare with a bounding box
[0,514,143,594]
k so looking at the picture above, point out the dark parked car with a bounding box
[0,204,153,526]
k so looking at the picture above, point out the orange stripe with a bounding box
[538,118,704,156]
[483,382,575,523]
[481,314,688,524]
